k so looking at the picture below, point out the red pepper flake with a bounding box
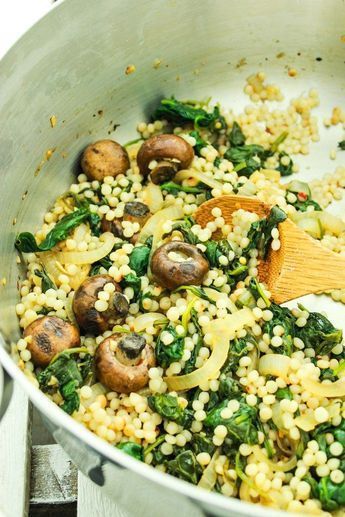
[297,192,308,201]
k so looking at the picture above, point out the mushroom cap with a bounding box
[151,241,209,290]
[23,316,80,367]
[150,161,178,185]
[72,274,128,334]
[81,140,130,181]
[95,333,155,393]
[136,134,194,177]
[123,201,150,225]
[100,217,124,238]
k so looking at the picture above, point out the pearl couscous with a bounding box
[14,76,345,515]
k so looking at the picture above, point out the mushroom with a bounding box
[136,134,194,183]
[151,241,209,290]
[23,316,80,367]
[81,139,130,181]
[72,274,129,334]
[100,217,124,238]
[123,201,150,226]
[95,332,155,393]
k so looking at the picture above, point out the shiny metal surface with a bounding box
[0,0,344,515]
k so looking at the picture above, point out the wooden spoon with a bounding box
[195,195,345,304]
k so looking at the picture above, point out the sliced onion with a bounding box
[203,288,238,313]
[142,183,164,213]
[204,307,255,339]
[165,308,255,391]
[49,232,116,264]
[69,264,91,290]
[175,169,223,190]
[237,180,257,196]
[258,354,291,379]
[291,211,345,237]
[73,223,89,243]
[300,376,345,398]
[251,446,297,472]
[182,296,198,331]
[296,217,323,239]
[133,312,167,333]
[260,169,281,182]
[138,205,184,244]
[198,449,220,490]
[271,402,285,430]
[294,413,319,432]
[40,254,90,289]
[65,296,78,326]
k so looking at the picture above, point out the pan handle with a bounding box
[0,364,13,420]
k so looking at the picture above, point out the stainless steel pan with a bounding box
[0,1,344,515]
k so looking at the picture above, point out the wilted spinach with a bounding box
[182,310,203,374]
[295,307,342,355]
[120,273,141,301]
[129,244,151,276]
[117,442,144,461]
[224,144,265,177]
[189,130,208,155]
[160,181,210,196]
[37,348,92,415]
[275,387,293,400]
[338,140,345,151]
[148,394,193,428]
[204,239,233,268]
[34,267,56,292]
[245,206,287,259]
[155,324,184,368]
[166,450,201,484]
[190,433,216,456]
[154,98,226,131]
[229,122,246,147]
[305,475,345,512]
[222,336,254,376]
[248,277,271,307]
[263,303,295,356]
[204,400,258,446]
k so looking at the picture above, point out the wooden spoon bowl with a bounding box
[195,195,345,304]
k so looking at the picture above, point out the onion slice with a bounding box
[258,354,291,379]
[198,449,220,490]
[165,308,255,391]
[138,205,184,244]
[294,413,319,432]
[175,169,223,190]
[46,232,116,265]
[300,376,345,398]
[142,183,164,213]
[251,446,297,472]
[133,312,167,333]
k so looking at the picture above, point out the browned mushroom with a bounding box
[136,134,194,183]
[81,139,130,181]
[123,201,150,226]
[23,316,80,367]
[95,333,155,393]
[100,217,124,238]
[151,241,209,290]
[72,275,129,334]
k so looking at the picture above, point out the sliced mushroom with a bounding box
[136,134,194,182]
[123,201,150,226]
[23,316,80,367]
[81,139,130,181]
[72,274,129,334]
[95,333,155,393]
[100,217,124,238]
[151,241,209,290]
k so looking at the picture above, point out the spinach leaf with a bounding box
[295,309,342,355]
[160,181,209,195]
[34,267,56,292]
[171,216,199,245]
[38,348,91,415]
[155,324,184,368]
[229,122,246,147]
[305,475,345,512]
[224,144,265,177]
[276,387,293,400]
[222,337,252,376]
[15,208,90,252]
[276,151,294,177]
[144,434,166,465]
[263,303,295,356]
[120,273,141,301]
[245,206,287,259]
[189,130,208,155]
[154,98,226,130]
[190,433,216,456]
[166,450,201,484]
[129,244,151,276]
[204,400,258,446]
[148,394,193,427]
[90,255,113,276]
[248,277,271,307]
[182,310,203,374]
[117,442,144,461]
[204,239,233,268]
[338,140,345,151]
[218,374,243,399]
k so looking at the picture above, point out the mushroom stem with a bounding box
[115,333,146,366]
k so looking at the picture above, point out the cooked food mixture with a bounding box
[14,76,345,515]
